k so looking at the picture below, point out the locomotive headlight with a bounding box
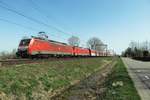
[18,46,28,51]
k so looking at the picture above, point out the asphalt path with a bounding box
[122,58,150,100]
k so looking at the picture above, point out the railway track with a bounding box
[0,56,107,67]
[0,59,35,67]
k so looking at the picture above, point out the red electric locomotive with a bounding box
[16,37,75,58]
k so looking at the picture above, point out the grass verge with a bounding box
[0,57,112,100]
[103,58,141,100]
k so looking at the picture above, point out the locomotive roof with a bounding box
[49,40,67,45]
[31,36,68,45]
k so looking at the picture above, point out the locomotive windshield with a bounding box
[19,39,31,46]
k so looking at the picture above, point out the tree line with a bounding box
[68,36,106,51]
[122,41,150,57]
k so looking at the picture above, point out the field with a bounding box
[0,57,112,100]
[0,57,141,100]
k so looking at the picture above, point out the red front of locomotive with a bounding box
[16,38,32,57]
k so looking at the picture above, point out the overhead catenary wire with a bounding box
[0,17,67,40]
[26,0,83,38]
[0,1,72,37]
[27,0,56,22]
[0,18,38,31]
[27,0,75,36]
[0,0,68,41]
[0,0,87,45]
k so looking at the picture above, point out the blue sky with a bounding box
[0,0,150,54]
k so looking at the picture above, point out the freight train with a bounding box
[16,36,108,58]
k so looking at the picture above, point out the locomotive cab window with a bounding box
[19,39,31,46]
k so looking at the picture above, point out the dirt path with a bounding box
[52,61,116,100]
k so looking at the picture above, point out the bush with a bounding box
[0,49,17,60]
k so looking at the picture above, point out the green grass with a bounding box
[104,58,141,100]
[0,57,112,100]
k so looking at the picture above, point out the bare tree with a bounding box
[0,49,17,60]
[0,51,11,60]
[11,49,17,58]
[129,41,137,50]
[123,41,150,57]
[141,41,149,50]
[68,36,80,46]
[87,37,104,50]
